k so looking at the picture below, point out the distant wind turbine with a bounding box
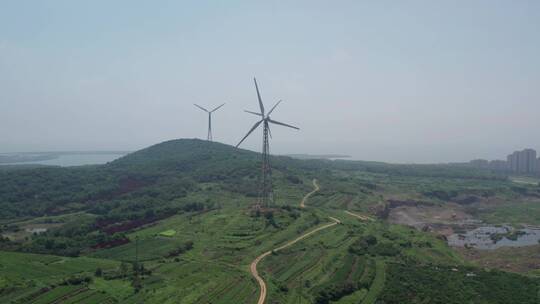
[194,103,225,141]
[236,78,299,207]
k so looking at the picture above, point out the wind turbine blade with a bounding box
[236,120,263,147]
[244,110,263,117]
[210,103,226,113]
[267,100,282,116]
[254,78,265,116]
[268,124,273,139]
[268,118,299,130]
[194,104,209,112]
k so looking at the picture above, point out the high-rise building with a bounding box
[507,149,537,174]
[517,151,527,173]
[507,151,520,172]
[522,149,537,173]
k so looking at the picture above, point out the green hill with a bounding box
[0,139,313,256]
[110,138,259,170]
[0,139,259,219]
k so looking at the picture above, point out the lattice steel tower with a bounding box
[237,78,299,207]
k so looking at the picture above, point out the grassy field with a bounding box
[256,207,466,303]
[360,259,385,304]
[0,251,120,303]
[478,200,540,225]
[510,176,540,186]
[2,180,538,303]
[379,263,539,304]
[456,245,540,275]
[158,230,176,237]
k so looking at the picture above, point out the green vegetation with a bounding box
[158,230,176,237]
[258,211,470,303]
[361,259,385,304]
[0,251,119,303]
[379,263,539,304]
[479,200,540,225]
[510,176,540,186]
[1,139,538,303]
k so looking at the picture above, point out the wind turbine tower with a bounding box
[236,78,299,207]
[194,103,225,141]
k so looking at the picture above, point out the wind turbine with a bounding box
[194,103,225,141]
[236,78,299,207]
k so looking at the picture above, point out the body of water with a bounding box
[448,225,540,250]
[0,153,126,167]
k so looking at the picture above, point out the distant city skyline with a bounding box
[469,147,540,173]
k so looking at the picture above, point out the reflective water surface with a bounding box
[448,225,540,250]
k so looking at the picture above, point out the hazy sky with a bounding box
[1,1,539,163]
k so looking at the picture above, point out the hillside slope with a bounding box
[0,139,263,219]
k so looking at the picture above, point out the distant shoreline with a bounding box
[285,153,351,160]
[0,151,129,165]
[0,150,131,155]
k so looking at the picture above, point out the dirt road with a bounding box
[249,218,340,304]
[345,210,375,221]
[300,179,320,208]
[250,180,338,304]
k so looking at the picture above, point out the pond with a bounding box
[448,225,540,250]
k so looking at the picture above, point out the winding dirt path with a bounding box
[300,179,319,208]
[250,179,338,304]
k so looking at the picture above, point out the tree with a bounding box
[119,262,129,278]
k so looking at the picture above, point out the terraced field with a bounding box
[0,252,120,303]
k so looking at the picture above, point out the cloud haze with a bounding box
[1,1,539,163]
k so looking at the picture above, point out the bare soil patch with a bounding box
[388,203,475,235]
[456,245,540,274]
